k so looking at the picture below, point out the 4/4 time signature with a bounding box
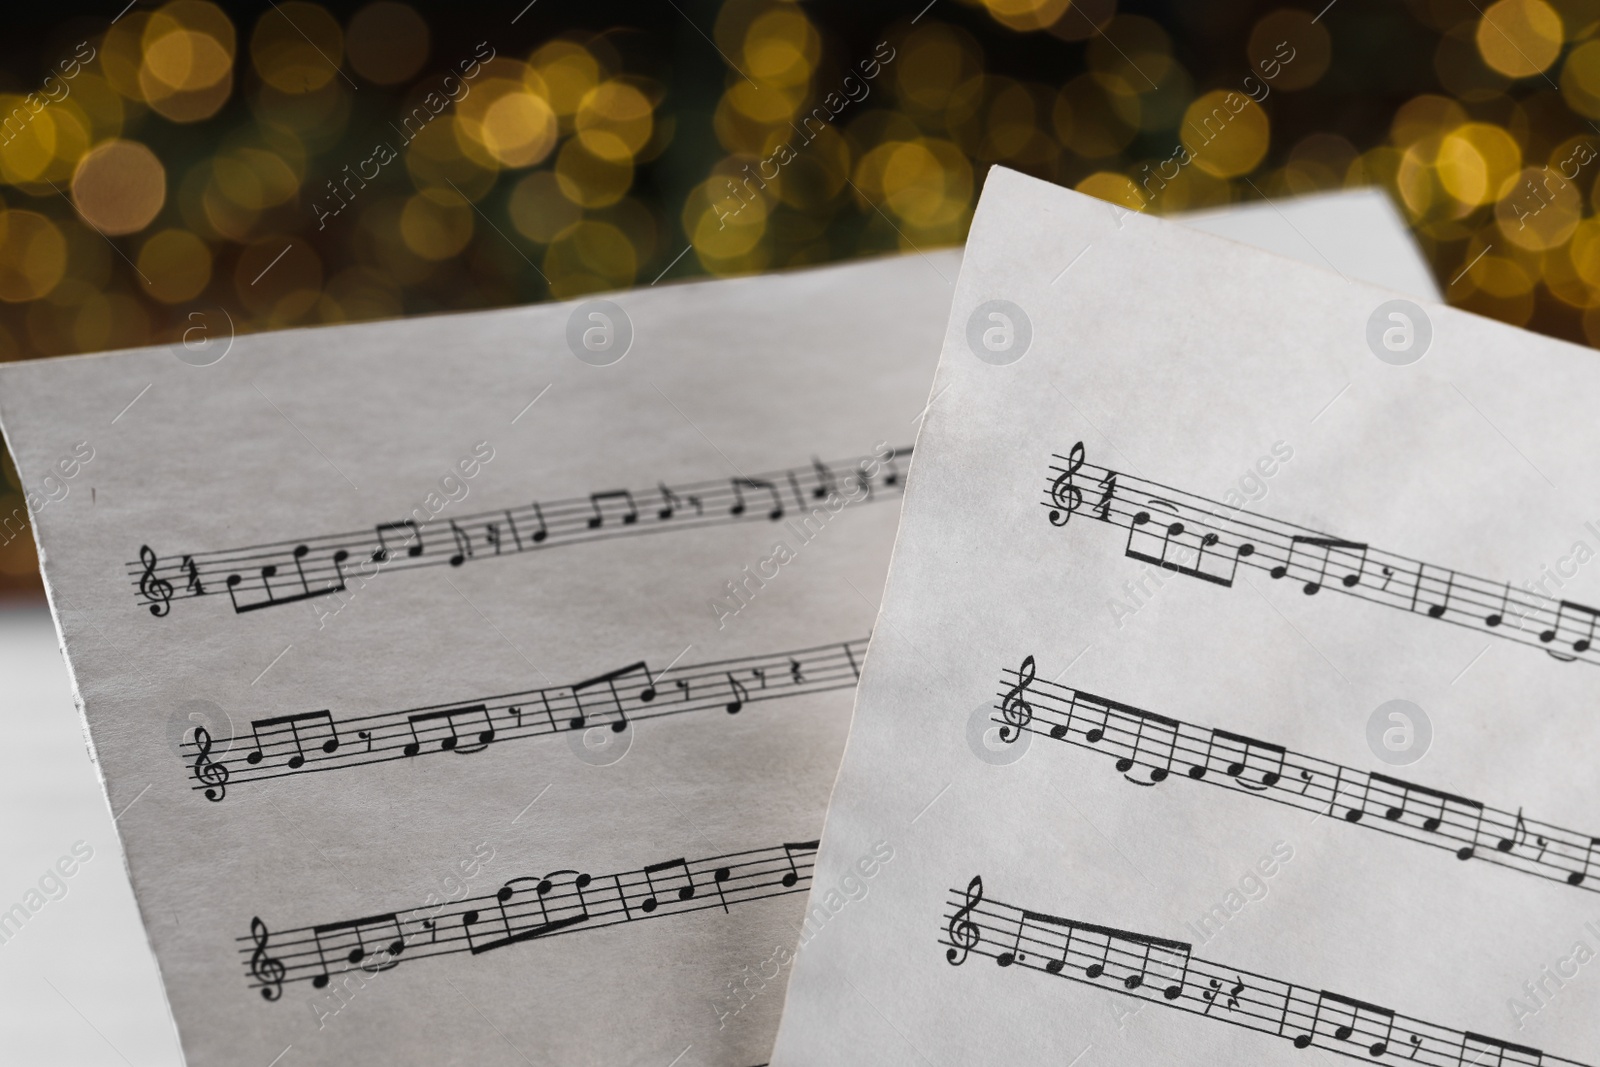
[134,446,906,617]
[1044,441,1600,666]
[245,839,817,1000]
[185,639,865,800]
[942,875,1590,1066]
[993,655,1600,895]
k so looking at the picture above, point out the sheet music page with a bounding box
[0,193,1426,1066]
[772,167,1600,1067]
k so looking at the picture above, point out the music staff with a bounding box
[941,876,1590,1067]
[242,839,818,999]
[133,446,907,617]
[1043,441,1600,667]
[183,639,866,799]
[993,655,1600,895]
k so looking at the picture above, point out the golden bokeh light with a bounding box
[71,140,167,235]
[508,171,582,244]
[400,190,473,260]
[554,138,632,208]
[1475,0,1563,79]
[1181,90,1270,178]
[576,81,653,163]
[530,40,600,120]
[1436,122,1521,206]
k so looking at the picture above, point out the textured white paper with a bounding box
[772,169,1600,1066]
[0,189,1430,1066]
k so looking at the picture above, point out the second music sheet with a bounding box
[773,169,1600,1065]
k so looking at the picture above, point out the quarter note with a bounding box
[137,545,174,616]
[1486,581,1513,628]
[527,501,548,542]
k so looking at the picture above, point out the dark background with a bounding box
[0,0,1594,592]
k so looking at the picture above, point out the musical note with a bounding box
[997,655,1035,742]
[1568,837,1599,887]
[402,705,495,757]
[1299,991,1395,1057]
[810,456,837,499]
[190,725,229,802]
[725,672,748,714]
[463,871,592,955]
[226,544,346,613]
[1487,581,1513,627]
[249,917,285,1001]
[945,875,983,966]
[138,546,173,616]
[656,482,681,520]
[1269,536,1368,595]
[1542,599,1600,653]
[447,520,473,566]
[307,913,406,987]
[730,476,784,520]
[1124,500,1240,587]
[962,883,1581,1067]
[1005,657,1600,898]
[639,858,697,912]
[781,840,817,887]
[587,489,638,528]
[1047,442,1085,526]
[1413,564,1456,619]
[357,729,373,753]
[244,710,340,769]
[372,520,423,563]
[141,449,913,619]
[1370,773,1485,858]
[1116,708,1179,786]
[569,662,650,732]
[245,840,819,993]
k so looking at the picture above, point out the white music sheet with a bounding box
[0,189,1430,1067]
[771,167,1599,1067]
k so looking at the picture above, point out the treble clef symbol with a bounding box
[249,917,286,1001]
[997,655,1035,742]
[191,725,230,802]
[1047,442,1086,526]
[945,875,984,966]
[138,545,174,617]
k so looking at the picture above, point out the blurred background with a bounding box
[0,0,1598,598]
